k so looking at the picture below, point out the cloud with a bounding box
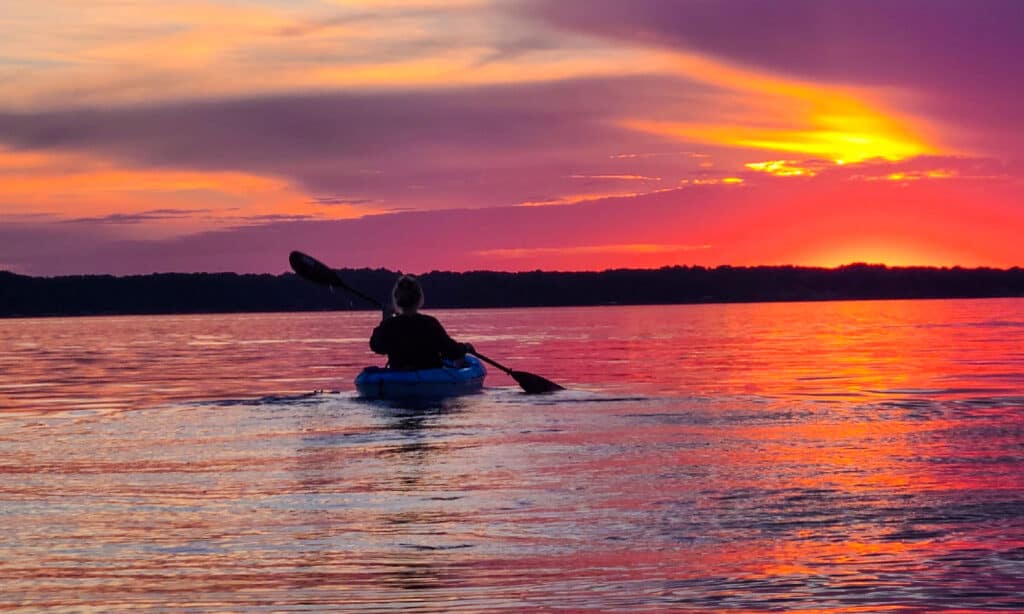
[568,174,662,182]
[0,67,945,219]
[517,0,1024,160]
[0,0,669,109]
[0,76,730,212]
[742,155,1017,183]
[0,77,703,165]
[61,208,216,224]
[309,196,378,207]
[3,4,966,223]
[232,213,317,223]
[2,1,1020,278]
[518,0,1024,89]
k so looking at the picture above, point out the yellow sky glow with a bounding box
[745,160,818,177]
[613,50,940,163]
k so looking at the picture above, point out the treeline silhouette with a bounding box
[1,264,1022,318]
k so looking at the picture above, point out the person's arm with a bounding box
[370,318,392,355]
[432,318,472,360]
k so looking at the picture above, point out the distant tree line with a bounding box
[1,264,1022,318]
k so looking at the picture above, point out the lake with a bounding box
[1,299,1023,611]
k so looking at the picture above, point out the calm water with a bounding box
[1,300,1023,611]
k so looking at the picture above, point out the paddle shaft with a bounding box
[470,351,514,376]
[290,250,385,310]
[327,272,385,310]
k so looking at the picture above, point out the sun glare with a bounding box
[801,242,965,268]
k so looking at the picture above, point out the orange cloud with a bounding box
[516,187,678,207]
[0,0,942,178]
[0,0,663,108]
[568,174,662,181]
[626,115,930,165]
[0,147,375,232]
[680,177,744,185]
[745,160,822,177]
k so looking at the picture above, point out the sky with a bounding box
[1,0,1022,275]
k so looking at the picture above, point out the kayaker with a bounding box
[370,274,474,370]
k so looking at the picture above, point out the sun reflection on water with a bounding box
[1,300,1023,610]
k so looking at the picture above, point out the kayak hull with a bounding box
[355,355,486,399]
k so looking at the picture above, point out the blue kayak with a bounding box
[355,355,486,399]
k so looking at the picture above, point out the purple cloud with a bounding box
[520,0,1024,89]
[0,76,729,211]
[61,208,216,224]
[519,0,1024,160]
[309,197,377,207]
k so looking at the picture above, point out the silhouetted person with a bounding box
[370,275,474,370]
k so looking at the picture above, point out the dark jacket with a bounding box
[370,312,467,369]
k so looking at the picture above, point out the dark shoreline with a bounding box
[2,264,1022,319]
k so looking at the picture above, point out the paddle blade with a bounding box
[510,370,564,394]
[289,250,341,287]
[470,351,563,394]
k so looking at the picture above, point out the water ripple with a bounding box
[2,301,1023,611]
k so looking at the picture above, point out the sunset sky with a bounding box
[2,0,1022,275]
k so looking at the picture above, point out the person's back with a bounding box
[369,275,472,370]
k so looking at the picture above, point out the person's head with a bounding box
[392,274,424,314]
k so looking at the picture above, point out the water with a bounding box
[1,299,1023,611]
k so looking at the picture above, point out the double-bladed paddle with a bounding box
[289,250,563,394]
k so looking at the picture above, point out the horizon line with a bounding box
[3,261,1023,280]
